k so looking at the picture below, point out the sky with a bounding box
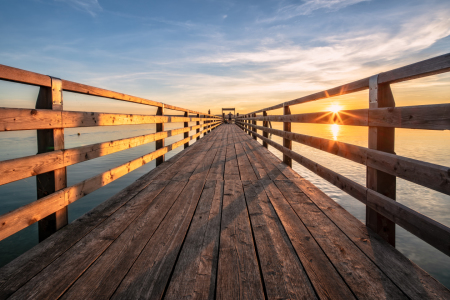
[0,0,449,115]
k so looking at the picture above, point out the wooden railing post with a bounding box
[252,113,257,140]
[184,112,189,148]
[196,113,200,140]
[263,111,268,148]
[36,77,68,242]
[283,104,292,167]
[236,113,239,125]
[247,115,251,136]
[366,75,396,246]
[155,104,164,166]
[208,109,211,133]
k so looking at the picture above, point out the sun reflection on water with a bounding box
[331,124,339,140]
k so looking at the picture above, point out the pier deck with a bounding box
[0,124,449,299]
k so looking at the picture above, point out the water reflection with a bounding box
[331,124,339,140]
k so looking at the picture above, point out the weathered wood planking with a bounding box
[216,180,265,299]
[242,180,318,299]
[164,180,223,300]
[110,179,205,299]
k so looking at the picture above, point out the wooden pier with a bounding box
[0,124,446,299]
[1,54,450,299]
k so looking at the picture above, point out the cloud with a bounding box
[55,0,102,16]
[263,0,370,22]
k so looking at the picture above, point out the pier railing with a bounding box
[236,53,450,256]
[0,65,222,241]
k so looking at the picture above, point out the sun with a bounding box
[329,104,342,114]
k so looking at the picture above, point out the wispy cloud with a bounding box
[55,0,102,16]
[263,0,370,22]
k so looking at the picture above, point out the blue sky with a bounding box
[1,0,449,113]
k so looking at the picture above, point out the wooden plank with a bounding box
[239,109,368,126]
[378,52,450,84]
[216,180,265,300]
[273,180,407,299]
[237,127,287,181]
[0,107,219,131]
[60,180,191,299]
[164,180,223,300]
[291,177,450,300]
[0,64,51,87]
[261,180,356,299]
[206,129,227,180]
[249,77,369,114]
[62,79,217,117]
[224,126,240,180]
[242,180,317,299]
[0,124,207,297]
[110,180,205,299]
[7,180,176,299]
[0,107,61,131]
[189,133,222,181]
[232,127,257,181]
[233,127,269,180]
[369,103,450,130]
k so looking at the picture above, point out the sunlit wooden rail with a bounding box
[236,53,450,255]
[0,64,221,241]
[0,55,450,299]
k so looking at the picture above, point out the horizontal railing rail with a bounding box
[0,64,223,242]
[236,52,450,257]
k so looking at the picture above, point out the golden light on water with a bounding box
[331,124,339,140]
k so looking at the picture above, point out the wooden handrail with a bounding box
[0,121,220,186]
[236,121,450,195]
[0,107,218,131]
[0,122,221,241]
[237,103,450,130]
[0,64,218,117]
[236,123,450,256]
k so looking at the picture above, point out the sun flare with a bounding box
[329,104,342,114]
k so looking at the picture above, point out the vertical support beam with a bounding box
[366,75,396,247]
[247,115,251,136]
[252,113,257,140]
[155,104,164,166]
[36,77,67,242]
[208,109,211,133]
[223,112,225,123]
[196,113,200,140]
[184,111,189,149]
[283,104,292,167]
[263,111,268,148]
